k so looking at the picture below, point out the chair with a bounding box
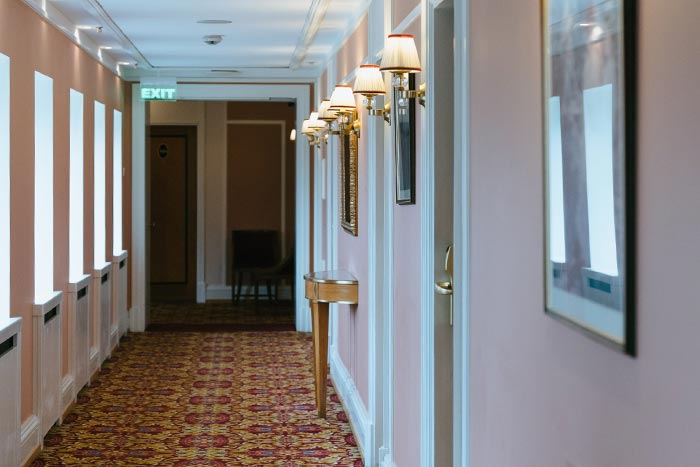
[231,230,279,303]
[251,250,295,307]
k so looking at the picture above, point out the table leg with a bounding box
[311,300,329,418]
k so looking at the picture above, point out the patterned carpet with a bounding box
[32,304,363,466]
[148,301,296,332]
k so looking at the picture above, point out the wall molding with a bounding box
[60,375,75,420]
[20,415,41,466]
[133,83,312,332]
[330,345,371,459]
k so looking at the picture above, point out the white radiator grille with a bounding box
[0,318,21,467]
[33,293,62,438]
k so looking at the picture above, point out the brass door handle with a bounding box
[435,280,453,295]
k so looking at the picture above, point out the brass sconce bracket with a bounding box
[399,82,426,107]
[363,96,392,125]
[337,110,361,139]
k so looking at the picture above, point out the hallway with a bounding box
[31,305,362,466]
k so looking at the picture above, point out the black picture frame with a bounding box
[393,74,416,205]
[542,0,637,356]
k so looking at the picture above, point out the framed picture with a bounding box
[393,74,416,205]
[542,0,637,355]
[340,127,358,236]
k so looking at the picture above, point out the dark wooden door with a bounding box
[149,126,197,301]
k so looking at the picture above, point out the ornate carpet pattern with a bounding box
[32,331,363,466]
[149,301,296,332]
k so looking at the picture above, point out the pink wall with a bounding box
[469,0,700,465]
[0,0,128,423]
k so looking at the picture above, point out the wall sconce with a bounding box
[380,34,425,107]
[353,64,391,124]
[318,99,341,141]
[329,85,361,139]
[308,112,328,148]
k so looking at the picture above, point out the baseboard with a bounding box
[129,305,146,332]
[205,284,293,301]
[110,325,119,352]
[119,307,129,337]
[329,345,370,461]
[89,347,100,378]
[379,454,397,467]
[197,281,207,304]
[60,375,75,418]
[20,415,41,467]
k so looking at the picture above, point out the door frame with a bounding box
[131,83,312,332]
[420,0,471,465]
[148,125,198,301]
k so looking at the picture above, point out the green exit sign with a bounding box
[140,86,177,101]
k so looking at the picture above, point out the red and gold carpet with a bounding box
[32,329,363,465]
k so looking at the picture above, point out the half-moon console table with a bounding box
[304,270,358,418]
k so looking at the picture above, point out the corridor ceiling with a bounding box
[25,0,369,80]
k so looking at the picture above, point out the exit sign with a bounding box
[140,86,177,101]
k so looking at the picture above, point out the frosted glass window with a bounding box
[584,84,618,276]
[35,72,54,303]
[0,54,9,318]
[69,89,84,283]
[547,96,566,263]
[94,101,106,268]
[112,110,122,255]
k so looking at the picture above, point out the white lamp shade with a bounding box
[380,34,421,73]
[318,99,338,121]
[329,85,356,111]
[353,64,386,95]
[301,119,313,135]
[308,117,328,131]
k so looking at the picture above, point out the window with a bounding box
[583,84,618,276]
[35,72,54,303]
[69,90,84,283]
[0,54,9,318]
[112,110,122,255]
[94,101,106,269]
[547,96,566,263]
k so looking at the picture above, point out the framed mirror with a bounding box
[543,0,636,354]
[340,127,358,236]
[393,74,416,205]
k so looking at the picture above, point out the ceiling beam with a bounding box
[289,0,331,70]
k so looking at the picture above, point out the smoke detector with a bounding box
[203,35,223,45]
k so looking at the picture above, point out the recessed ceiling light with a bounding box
[197,19,232,24]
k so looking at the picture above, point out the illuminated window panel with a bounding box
[112,110,122,255]
[69,89,84,283]
[584,84,618,276]
[0,54,9,318]
[35,72,54,303]
[94,101,106,269]
[547,96,566,263]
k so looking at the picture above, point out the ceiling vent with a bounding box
[203,35,223,45]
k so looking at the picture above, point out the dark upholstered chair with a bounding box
[231,230,279,303]
[250,250,295,307]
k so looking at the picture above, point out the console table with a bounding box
[304,270,358,418]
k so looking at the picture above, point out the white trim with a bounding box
[420,0,471,465]
[330,346,370,458]
[142,84,312,332]
[420,0,436,464]
[20,415,40,466]
[453,0,471,463]
[325,59,340,351]
[130,84,148,331]
[327,0,373,64]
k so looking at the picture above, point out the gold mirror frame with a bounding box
[339,127,358,236]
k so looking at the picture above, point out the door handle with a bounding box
[434,280,453,295]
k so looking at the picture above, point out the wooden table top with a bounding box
[303,270,358,285]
